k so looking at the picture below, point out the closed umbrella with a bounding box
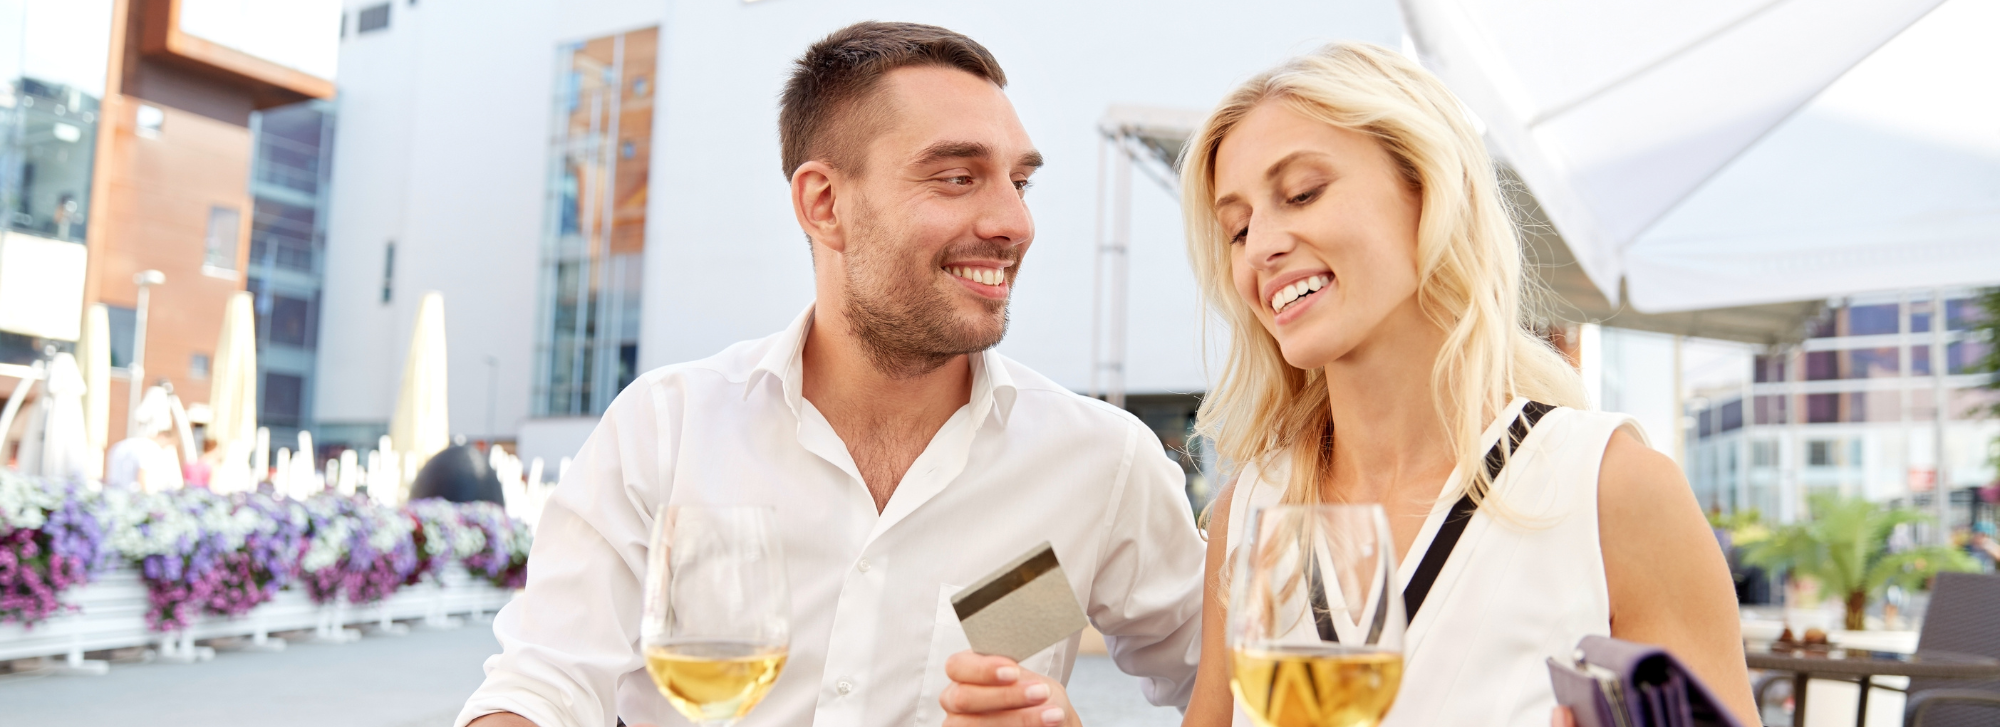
[33,353,91,482]
[390,291,450,500]
[77,303,110,477]
[207,292,258,492]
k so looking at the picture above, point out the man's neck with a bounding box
[800,304,975,512]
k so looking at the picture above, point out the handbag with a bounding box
[1547,635,1745,727]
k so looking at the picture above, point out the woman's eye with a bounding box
[1230,227,1248,244]
[1286,187,1322,205]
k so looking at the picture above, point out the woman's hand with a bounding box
[1551,706,1576,727]
[941,651,1080,727]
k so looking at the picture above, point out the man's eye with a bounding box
[1013,179,1032,193]
[944,175,974,186]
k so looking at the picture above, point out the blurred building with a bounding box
[0,0,337,461]
[246,101,335,446]
[1686,289,1998,528]
[311,0,1404,464]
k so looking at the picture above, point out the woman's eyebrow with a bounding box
[1264,150,1327,182]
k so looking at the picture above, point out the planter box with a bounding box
[0,565,515,664]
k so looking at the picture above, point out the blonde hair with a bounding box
[1183,42,1585,509]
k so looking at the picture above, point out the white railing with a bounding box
[0,564,515,672]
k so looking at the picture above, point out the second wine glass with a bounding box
[641,505,791,727]
[1228,503,1406,727]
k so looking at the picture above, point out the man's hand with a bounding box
[941,651,1081,727]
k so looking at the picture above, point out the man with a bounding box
[457,22,1203,727]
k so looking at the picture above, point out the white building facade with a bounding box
[314,0,1404,462]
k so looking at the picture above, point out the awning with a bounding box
[1402,0,2000,313]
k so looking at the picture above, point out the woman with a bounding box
[1178,44,1759,726]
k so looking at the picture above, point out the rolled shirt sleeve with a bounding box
[455,384,674,727]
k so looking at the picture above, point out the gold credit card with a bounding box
[952,542,1090,662]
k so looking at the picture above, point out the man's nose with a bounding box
[974,184,1033,247]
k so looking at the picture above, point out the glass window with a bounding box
[1751,439,1778,468]
[1807,308,1838,338]
[267,294,316,348]
[105,304,134,368]
[1847,304,1899,336]
[534,27,656,417]
[1719,399,1743,432]
[249,197,316,272]
[1754,394,1788,425]
[381,241,394,303]
[1806,393,1839,424]
[1912,345,1932,376]
[1804,350,1837,381]
[1753,354,1785,383]
[203,205,241,270]
[357,4,391,33]
[1911,300,1935,333]
[1807,440,1833,467]
[1844,347,1900,378]
[1947,340,1989,375]
[262,372,304,426]
[189,353,209,379]
[1945,298,1981,331]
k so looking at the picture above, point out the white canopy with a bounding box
[391,291,450,493]
[1402,0,2000,312]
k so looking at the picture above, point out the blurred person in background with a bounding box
[182,437,221,489]
[106,387,183,492]
[1172,44,1759,726]
[459,22,1203,727]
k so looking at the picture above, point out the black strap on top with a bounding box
[1311,400,1555,642]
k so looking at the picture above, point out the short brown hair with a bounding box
[779,22,1007,179]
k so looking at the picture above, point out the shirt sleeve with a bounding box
[455,380,676,727]
[1084,421,1206,709]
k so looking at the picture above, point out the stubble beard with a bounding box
[840,201,1016,380]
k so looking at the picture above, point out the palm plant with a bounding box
[1739,492,1977,631]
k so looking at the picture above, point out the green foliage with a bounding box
[1739,493,1977,600]
[1973,287,2000,469]
[1709,508,1770,545]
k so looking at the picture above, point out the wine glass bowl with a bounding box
[642,505,791,726]
[1228,504,1406,727]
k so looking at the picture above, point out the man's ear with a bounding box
[791,160,846,254]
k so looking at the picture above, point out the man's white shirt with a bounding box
[456,307,1205,727]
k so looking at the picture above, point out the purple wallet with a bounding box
[1546,636,1744,727]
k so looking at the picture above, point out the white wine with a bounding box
[645,640,788,724]
[1230,644,1403,727]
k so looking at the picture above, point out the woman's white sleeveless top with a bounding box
[1223,398,1645,727]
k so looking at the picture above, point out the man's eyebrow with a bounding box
[911,141,990,168]
[1018,150,1045,169]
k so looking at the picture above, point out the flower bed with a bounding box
[0,470,533,631]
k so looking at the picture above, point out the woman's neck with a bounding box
[1320,302,1455,507]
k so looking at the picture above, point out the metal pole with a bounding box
[1108,133,1133,410]
[126,270,165,438]
[1089,131,1108,400]
[485,354,499,440]
[1931,288,1950,545]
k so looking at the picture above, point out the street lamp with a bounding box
[125,269,165,438]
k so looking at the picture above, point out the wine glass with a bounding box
[642,505,791,726]
[1228,504,1406,727]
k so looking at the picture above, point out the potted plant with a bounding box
[1739,492,1976,631]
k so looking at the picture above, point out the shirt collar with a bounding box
[747,304,1018,426]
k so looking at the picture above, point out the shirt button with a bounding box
[856,559,871,573]
[836,680,854,695]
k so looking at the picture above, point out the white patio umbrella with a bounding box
[207,292,258,492]
[18,354,91,481]
[77,303,110,477]
[390,291,450,497]
[1401,0,1998,312]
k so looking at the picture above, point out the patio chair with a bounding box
[1904,571,2000,727]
